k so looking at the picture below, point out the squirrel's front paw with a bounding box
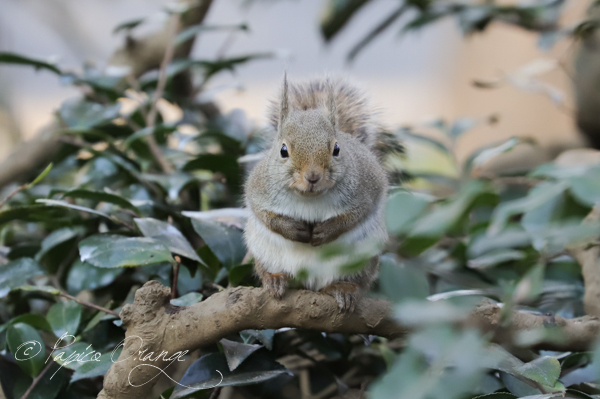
[310,221,339,246]
[289,219,312,243]
[320,282,361,312]
[263,272,289,299]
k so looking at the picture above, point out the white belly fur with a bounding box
[244,204,387,291]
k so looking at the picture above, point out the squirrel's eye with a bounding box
[332,142,340,157]
[280,144,289,158]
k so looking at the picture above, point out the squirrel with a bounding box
[244,75,391,312]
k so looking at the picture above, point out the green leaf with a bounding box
[70,350,117,382]
[175,23,249,45]
[79,234,175,268]
[488,181,569,236]
[47,301,82,338]
[411,180,494,238]
[396,128,450,155]
[50,341,93,370]
[170,292,203,307]
[134,218,203,263]
[7,323,46,377]
[514,262,546,304]
[228,264,253,286]
[379,256,429,302]
[569,169,600,207]
[172,351,289,398]
[320,0,371,41]
[123,125,177,148]
[35,227,84,262]
[465,137,522,173]
[239,330,275,351]
[36,199,112,219]
[27,163,53,189]
[0,52,61,74]
[66,259,123,294]
[113,18,145,34]
[59,99,121,129]
[220,338,263,371]
[12,363,67,399]
[183,153,242,194]
[189,219,246,268]
[63,189,141,215]
[0,205,68,227]
[515,356,561,387]
[467,249,526,269]
[7,314,52,334]
[385,191,432,235]
[0,258,43,298]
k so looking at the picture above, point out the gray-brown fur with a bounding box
[245,75,391,312]
[268,77,381,148]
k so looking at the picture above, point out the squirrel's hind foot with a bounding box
[263,272,289,299]
[320,282,361,312]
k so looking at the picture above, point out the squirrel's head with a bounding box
[273,75,341,197]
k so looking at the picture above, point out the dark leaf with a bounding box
[0,52,61,74]
[220,338,263,371]
[173,351,290,398]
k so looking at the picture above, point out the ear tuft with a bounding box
[326,78,336,129]
[279,72,289,129]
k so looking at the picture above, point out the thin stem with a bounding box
[20,360,54,399]
[144,16,180,174]
[0,183,28,209]
[60,292,119,317]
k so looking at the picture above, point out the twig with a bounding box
[0,182,28,209]
[172,256,181,300]
[347,4,409,62]
[20,360,54,399]
[144,16,180,174]
[60,292,119,317]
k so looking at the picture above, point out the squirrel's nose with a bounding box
[305,173,321,185]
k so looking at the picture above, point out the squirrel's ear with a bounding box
[279,72,289,129]
[326,79,336,129]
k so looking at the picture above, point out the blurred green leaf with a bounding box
[59,99,121,129]
[66,259,123,294]
[0,52,61,74]
[0,258,43,298]
[488,181,569,236]
[27,163,53,189]
[385,191,432,235]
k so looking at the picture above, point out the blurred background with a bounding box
[0,0,592,167]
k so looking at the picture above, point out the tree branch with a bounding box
[97,281,600,399]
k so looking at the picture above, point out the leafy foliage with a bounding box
[1,2,600,399]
